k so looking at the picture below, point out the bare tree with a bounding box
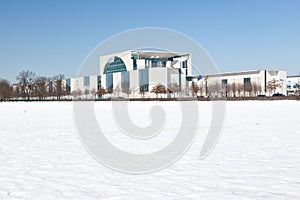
[114,85,121,97]
[84,89,90,99]
[257,84,262,95]
[244,82,252,97]
[168,82,180,98]
[35,76,48,100]
[199,83,204,97]
[237,83,244,97]
[0,79,12,100]
[97,87,107,99]
[190,82,199,97]
[167,86,174,98]
[52,74,65,100]
[252,82,259,96]
[267,79,283,95]
[139,85,147,98]
[221,82,228,97]
[122,87,132,99]
[231,82,237,97]
[12,84,21,99]
[90,88,97,100]
[16,70,36,100]
[209,81,221,97]
[72,89,83,98]
[227,83,233,97]
[106,86,113,97]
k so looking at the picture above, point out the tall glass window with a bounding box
[121,71,130,91]
[106,73,113,89]
[84,76,90,87]
[182,60,187,68]
[131,52,139,70]
[66,78,71,93]
[139,69,149,92]
[97,75,101,90]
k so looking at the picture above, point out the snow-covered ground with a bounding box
[0,101,299,200]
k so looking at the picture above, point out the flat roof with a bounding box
[188,69,286,79]
[287,75,300,78]
[134,50,190,59]
[100,50,190,59]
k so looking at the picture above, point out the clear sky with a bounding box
[0,0,299,82]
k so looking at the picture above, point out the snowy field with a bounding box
[0,101,299,200]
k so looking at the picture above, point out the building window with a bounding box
[139,68,149,92]
[133,59,137,70]
[84,76,90,87]
[106,73,113,90]
[131,52,138,70]
[244,77,251,83]
[222,79,228,86]
[66,78,71,93]
[104,56,127,74]
[121,71,130,91]
[182,60,187,68]
[97,75,101,90]
[221,79,228,97]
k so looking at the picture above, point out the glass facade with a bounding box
[104,57,127,74]
[182,60,187,68]
[139,68,149,92]
[145,58,167,68]
[121,71,130,91]
[97,75,101,90]
[244,77,251,83]
[106,73,113,89]
[131,51,139,70]
[84,76,90,87]
[66,78,71,93]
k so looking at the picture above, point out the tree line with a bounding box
[0,71,284,101]
[0,70,67,101]
[191,79,284,98]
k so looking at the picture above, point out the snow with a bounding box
[0,101,299,200]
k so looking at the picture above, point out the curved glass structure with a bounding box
[104,56,127,74]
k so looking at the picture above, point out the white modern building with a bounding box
[70,50,192,98]
[287,75,300,95]
[190,70,287,97]
[68,50,288,99]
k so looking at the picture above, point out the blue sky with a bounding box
[0,0,300,82]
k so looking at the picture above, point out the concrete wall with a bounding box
[129,70,139,95]
[192,70,287,97]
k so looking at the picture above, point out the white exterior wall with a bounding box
[266,70,287,95]
[89,75,98,92]
[113,72,122,90]
[169,68,180,85]
[70,77,84,93]
[287,76,300,95]
[149,68,168,89]
[187,54,192,76]
[101,74,106,89]
[137,59,145,69]
[193,70,287,97]
[129,70,139,95]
